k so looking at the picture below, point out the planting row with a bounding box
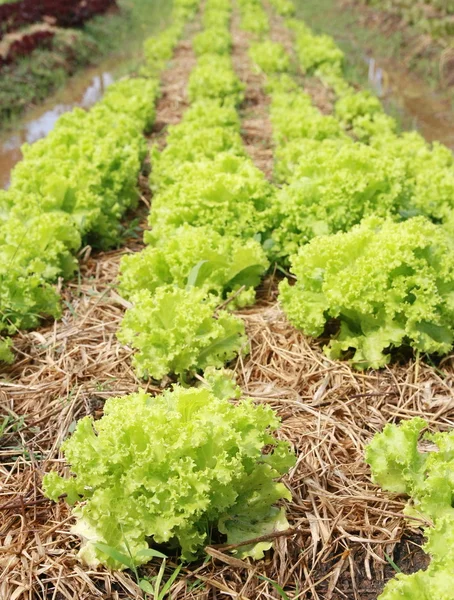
[0,0,201,364]
[244,6,454,373]
[43,0,295,570]
[258,2,454,597]
[116,0,277,383]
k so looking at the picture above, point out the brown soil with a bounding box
[231,12,274,178]
[151,38,197,144]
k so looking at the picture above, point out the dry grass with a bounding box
[2,5,454,600]
[231,13,274,179]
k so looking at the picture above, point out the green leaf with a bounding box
[94,542,134,570]
[186,260,209,289]
[257,575,290,600]
[136,548,168,560]
[139,579,155,595]
[158,564,182,599]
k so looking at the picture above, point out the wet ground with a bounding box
[0,57,123,189]
[367,54,454,147]
[294,0,454,149]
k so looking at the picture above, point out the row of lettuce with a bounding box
[260,1,454,598]
[43,0,296,570]
[244,3,454,373]
[0,0,202,365]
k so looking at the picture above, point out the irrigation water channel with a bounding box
[0,56,120,189]
[1,46,454,190]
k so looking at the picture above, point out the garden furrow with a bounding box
[230,10,274,178]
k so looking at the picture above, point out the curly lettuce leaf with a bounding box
[119,224,268,304]
[43,377,295,566]
[279,217,454,368]
[0,337,13,364]
[365,418,427,494]
[188,54,245,105]
[118,286,248,380]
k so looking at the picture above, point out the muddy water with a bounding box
[0,56,132,189]
[367,55,454,148]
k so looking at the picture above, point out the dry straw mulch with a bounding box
[2,7,454,600]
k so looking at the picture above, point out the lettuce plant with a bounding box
[268,0,295,16]
[372,132,454,223]
[43,373,295,566]
[193,27,232,56]
[270,90,345,146]
[334,90,397,142]
[182,99,240,130]
[291,23,344,75]
[118,286,248,380]
[279,217,454,369]
[0,212,80,333]
[203,7,231,28]
[148,154,274,241]
[249,41,291,75]
[188,55,245,105]
[150,128,245,188]
[270,139,407,260]
[0,338,13,364]
[366,419,454,598]
[238,0,269,35]
[119,224,269,305]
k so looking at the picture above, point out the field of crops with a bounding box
[2,0,454,598]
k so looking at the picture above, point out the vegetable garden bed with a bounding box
[1,0,454,598]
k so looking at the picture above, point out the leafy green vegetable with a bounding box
[289,19,344,75]
[268,0,295,16]
[148,153,274,241]
[270,139,407,261]
[193,27,232,56]
[182,99,241,130]
[0,338,13,364]
[279,217,454,369]
[119,224,269,305]
[249,41,291,75]
[366,418,428,495]
[43,374,295,565]
[270,89,345,147]
[118,286,248,380]
[372,132,454,223]
[101,78,160,132]
[238,0,269,35]
[150,127,245,188]
[366,419,454,598]
[188,55,245,105]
